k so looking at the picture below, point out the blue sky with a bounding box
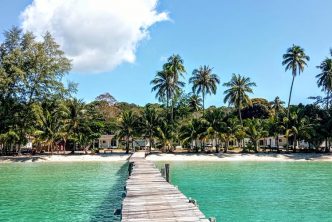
[1,0,332,106]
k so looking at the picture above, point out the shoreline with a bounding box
[2,152,332,163]
[146,152,332,162]
[0,153,131,163]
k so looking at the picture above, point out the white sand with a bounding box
[146,153,332,162]
[0,154,131,163]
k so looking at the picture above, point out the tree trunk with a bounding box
[202,90,205,116]
[63,140,66,155]
[293,134,297,153]
[254,141,258,153]
[215,136,219,153]
[238,107,243,125]
[149,137,152,153]
[126,139,129,154]
[287,75,296,119]
[224,140,229,153]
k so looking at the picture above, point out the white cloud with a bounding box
[21,0,168,73]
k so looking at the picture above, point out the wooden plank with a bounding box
[121,152,209,222]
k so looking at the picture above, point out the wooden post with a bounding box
[161,168,165,178]
[128,162,134,176]
[165,163,170,183]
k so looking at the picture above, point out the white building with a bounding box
[98,135,118,149]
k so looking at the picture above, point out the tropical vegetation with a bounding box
[1,27,332,155]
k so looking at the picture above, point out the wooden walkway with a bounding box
[121,152,210,222]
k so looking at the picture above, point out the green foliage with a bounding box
[223,74,256,124]
[189,65,220,113]
[282,45,310,118]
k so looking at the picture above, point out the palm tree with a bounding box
[188,93,202,112]
[282,45,310,118]
[32,100,65,154]
[139,106,160,153]
[65,99,86,153]
[163,54,186,82]
[189,65,220,115]
[316,51,332,109]
[204,108,226,153]
[116,110,138,154]
[244,118,268,153]
[156,120,176,152]
[180,118,208,152]
[223,74,256,125]
[151,69,185,121]
[219,117,240,153]
[270,96,285,119]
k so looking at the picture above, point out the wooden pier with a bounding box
[121,152,210,222]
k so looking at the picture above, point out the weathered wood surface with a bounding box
[121,152,209,222]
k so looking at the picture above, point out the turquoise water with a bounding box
[157,161,332,222]
[0,162,128,222]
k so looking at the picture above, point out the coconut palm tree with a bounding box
[116,110,138,154]
[270,96,285,119]
[139,106,161,153]
[65,98,86,153]
[151,69,185,122]
[316,51,332,109]
[282,45,310,118]
[219,117,240,153]
[180,118,208,152]
[189,65,220,115]
[188,93,202,112]
[152,54,185,122]
[163,54,186,82]
[223,74,256,125]
[32,100,65,154]
[244,118,268,153]
[204,108,226,152]
[156,120,176,152]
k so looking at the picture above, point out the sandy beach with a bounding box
[0,153,131,163]
[2,152,332,163]
[146,152,332,162]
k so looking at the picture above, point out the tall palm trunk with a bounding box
[149,137,152,153]
[325,91,330,153]
[238,108,243,126]
[254,141,258,153]
[202,89,205,116]
[125,138,129,154]
[287,75,296,119]
[293,134,297,153]
[224,139,229,153]
[215,135,219,153]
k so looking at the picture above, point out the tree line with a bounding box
[0,27,331,155]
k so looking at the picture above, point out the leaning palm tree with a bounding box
[316,51,332,109]
[116,110,138,154]
[151,69,185,122]
[189,65,220,115]
[282,45,310,118]
[223,74,256,125]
